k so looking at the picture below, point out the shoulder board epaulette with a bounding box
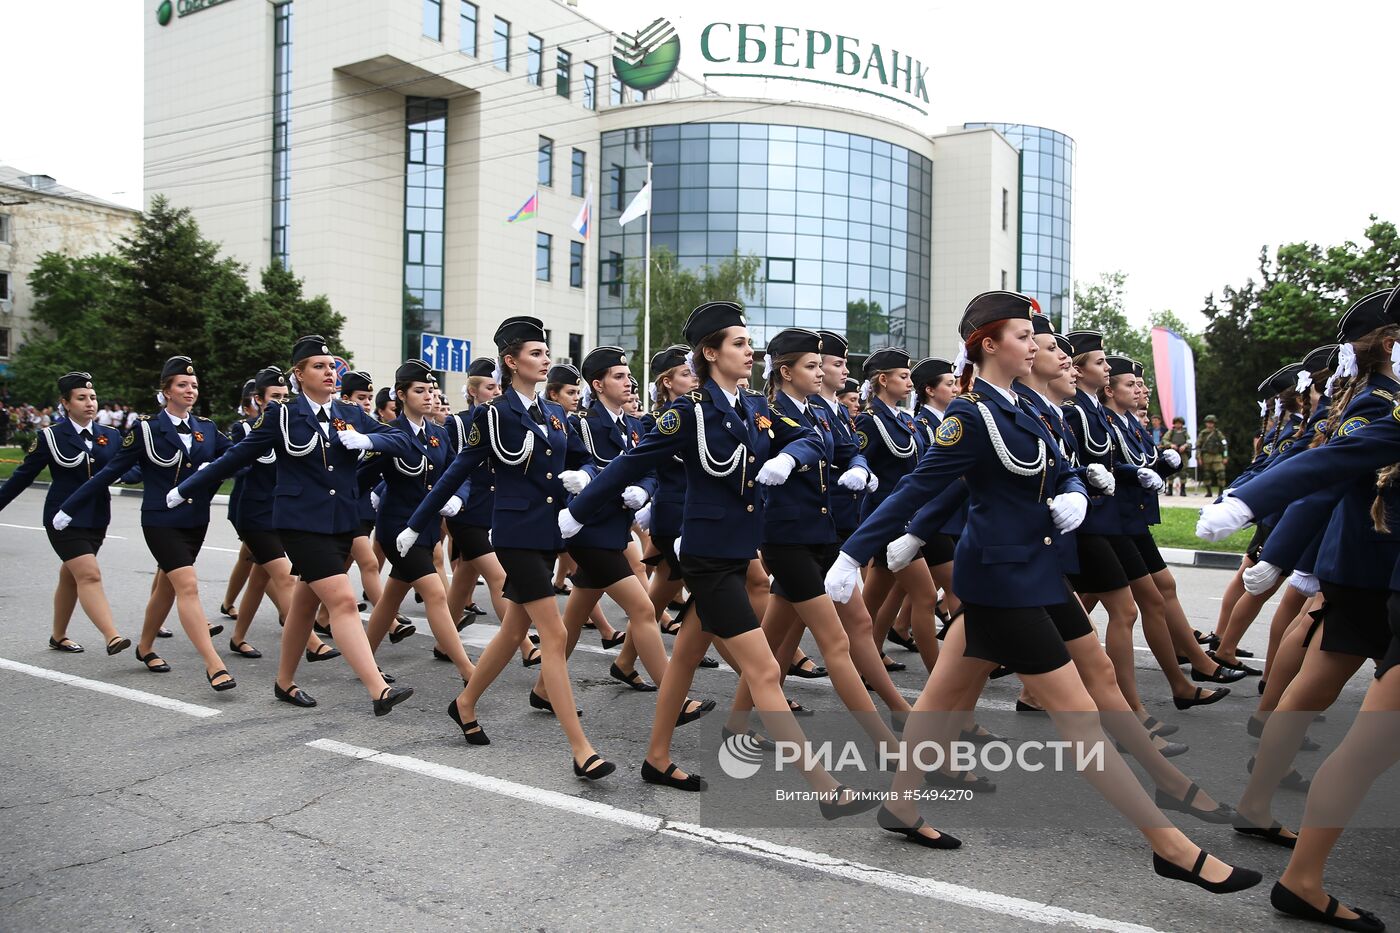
[1062,398,1078,407]
[139,414,151,420]
[1373,388,1396,404]
[779,416,800,427]
[686,390,705,402]
[743,387,762,396]
[961,392,982,403]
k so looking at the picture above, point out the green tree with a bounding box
[1072,272,1150,363]
[845,298,889,355]
[624,247,763,377]
[6,253,123,404]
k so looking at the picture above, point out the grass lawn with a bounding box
[1152,504,1250,553]
[0,447,234,495]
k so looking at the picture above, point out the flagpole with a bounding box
[642,161,653,371]
[530,187,539,321]
[583,186,593,356]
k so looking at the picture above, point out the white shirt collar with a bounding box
[922,403,945,420]
[819,394,841,416]
[598,400,625,422]
[985,382,1020,407]
[405,414,426,433]
[1033,389,1060,415]
[719,385,740,408]
[164,409,189,428]
[514,389,537,410]
[781,391,808,413]
[1084,392,1101,408]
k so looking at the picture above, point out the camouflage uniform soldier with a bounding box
[1197,415,1228,498]
[1163,417,1192,496]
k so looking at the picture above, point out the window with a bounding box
[422,0,441,40]
[569,333,583,365]
[403,98,448,363]
[1000,269,1008,289]
[1001,187,1009,231]
[271,2,292,265]
[610,164,623,209]
[536,232,552,281]
[527,34,543,85]
[0,327,10,358]
[492,16,509,70]
[605,251,622,298]
[458,1,476,55]
[555,48,571,98]
[569,241,584,288]
[767,257,795,283]
[0,214,10,243]
[571,148,586,197]
[538,136,553,187]
[582,62,597,110]
[0,271,9,300]
[609,73,622,106]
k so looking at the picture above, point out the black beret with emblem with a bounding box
[340,370,372,395]
[467,357,496,378]
[862,346,911,379]
[911,358,954,388]
[650,344,689,376]
[839,378,861,396]
[1301,344,1339,374]
[494,315,547,350]
[1031,313,1055,337]
[1258,363,1304,396]
[255,366,288,394]
[58,371,94,395]
[1053,334,1074,356]
[1130,360,1145,379]
[581,346,629,382]
[1336,289,1396,343]
[958,291,1037,341]
[766,328,823,358]
[628,374,640,394]
[394,359,437,385]
[374,387,393,411]
[817,330,849,358]
[161,356,196,381]
[547,363,583,386]
[240,379,256,402]
[1383,283,1400,318]
[290,335,332,366]
[682,301,747,347]
[1066,330,1104,356]
[1106,356,1136,378]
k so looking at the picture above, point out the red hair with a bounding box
[957,320,1012,393]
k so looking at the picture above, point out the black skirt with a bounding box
[565,543,635,590]
[1316,581,1391,660]
[765,541,839,603]
[387,543,438,584]
[1246,524,1273,563]
[1130,533,1167,575]
[142,525,207,573]
[494,547,559,604]
[961,580,1089,675]
[280,529,354,584]
[1068,533,1130,594]
[642,535,684,580]
[355,519,375,540]
[677,554,760,638]
[1377,593,1400,679]
[921,533,957,566]
[448,523,493,563]
[46,526,105,562]
[1107,534,1150,582]
[237,528,286,566]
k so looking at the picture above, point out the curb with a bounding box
[1159,546,1243,570]
[31,481,230,507]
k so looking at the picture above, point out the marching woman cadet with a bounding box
[0,371,130,656]
[442,357,505,629]
[167,336,418,714]
[558,301,880,818]
[218,379,259,622]
[825,293,1260,890]
[1199,288,1400,852]
[720,328,900,748]
[909,355,965,639]
[57,357,237,690]
[396,317,615,780]
[853,347,941,673]
[362,360,476,684]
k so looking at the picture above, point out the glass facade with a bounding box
[527,34,543,86]
[458,1,476,56]
[403,98,447,363]
[597,123,933,358]
[422,0,440,40]
[964,123,1074,327]
[271,1,291,265]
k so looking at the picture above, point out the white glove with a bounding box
[165,488,185,509]
[560,470,591,495]
[1287,569,1321,596]
[756,453,796,486]
[865,472,880,493]
[824,552,863,604]
[1085,463,1115,495]
[1242,560,1282,595]
[673,536,682,557]
[52,510,73,531]
[197,462,209,471]
[621,485,649,510]
[1136,468,1165,493]
[1162,449,1182,469]
[1196,495,1255,542]
[1048,492,1089,534]
[338,428,372,451]
[634,503,653,532]
[558,508,583,539]
[395,527,419,556]
[886,533,926,573]
[370,490,381,511]
[440,495,462,517]
[837,466,870,491]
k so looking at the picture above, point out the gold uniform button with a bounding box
[746,481,754,487]
[427,484,433,490]
[546,496,554,504]
[820,507,828,514]
[748,456,756,464]
[1139,504,1145,510]
[545,449,553,456]
[546,472,553,479]
[1043,536,1052,545]
[746,504,754,512]
[427,464,434,471]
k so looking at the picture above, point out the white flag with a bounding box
[618,181,651,227]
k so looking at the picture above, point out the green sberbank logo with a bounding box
[157,0,234,26]
[156,0,173,25]
[613,18,681,92]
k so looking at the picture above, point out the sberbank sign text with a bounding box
[157,0,234,26]
[699,23,929,115]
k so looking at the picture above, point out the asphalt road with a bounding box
[1,487,1395,932]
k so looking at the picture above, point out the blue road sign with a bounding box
[419,333,473,373]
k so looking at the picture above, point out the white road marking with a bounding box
[0,521,125,538]
[308,738,1165,933]
[0,656,220,718]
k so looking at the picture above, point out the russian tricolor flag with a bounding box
[571,185,592,239]
[1152,327,1199,465]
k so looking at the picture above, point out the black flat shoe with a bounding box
[521,645,542,667]
[206,669,236,692]
[528,633,540,645]
[1015,699,1045,713]
[1209,650,1261,675]
[667,598,685,613]
[610,662,657,691]
[1236,647,1255,658]
[432,646,453,662]
[378,667,396,684]
[641,759,706,791]
[136,650,170,672]
[1259,678,1268,696]
[357,601,369,612]
[455,614,472,632]
[1141,715,1179,737]
[788,656,828,678]
[274,682,316,707]
[1118,736,1190,758]
[48,636,84,653]
[105,636,131,656]
[787,698,813,716]
[554,585,572,596]
[882,654,907,672]
[373,684,413,716]
[676,698,716,726]
[661,618,682,635]
[388,620,417,643]
[219,603,237,619]
[229,639,262,659]
[529,690,581,717]
[156,627,173,638]
[305,644,340,662]
[988,665,1014,679]
[1174,686,1229,710]
[1244,716,1321,749]
[1232,812,1298,849]
[925,769,996,792]
[207,622,224,638]
[876,805,962,849]
[573,754,615,781]
[887,629,919,652]
[447,698,490,745]
[1247,755,1312,791]
[1152,850,1261,894]
[1192,663,1248,684]
[698,655,720,669]
[722,726,776,750]
[466,602,487,616]
[959,726,1004,744]
[313,621,332,638]
[1154,782,1234,824]
[1200,632,1221,650]
[819,784,881,821]
[600,630,626,650]
[1271,882,1385,932]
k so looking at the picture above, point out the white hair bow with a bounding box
[461,382,471,400]
[1294,369,1312,394]
[684,350,696,374]
[761,355,773,380]
[580,384,593,408]
[1274,398,1283,418]
[859,379,873,402]
[647,381,658,404]
[1336,342,1358,379]
[155,391,166,407]
[1257,400,1267,417]
[491,361,504,385]
[952,343,970,377]
[1390,340,1400,371]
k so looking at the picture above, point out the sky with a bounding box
[3,0,1397,329]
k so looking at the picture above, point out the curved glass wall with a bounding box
[597,123,932,359]
[965,123,1074,328]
